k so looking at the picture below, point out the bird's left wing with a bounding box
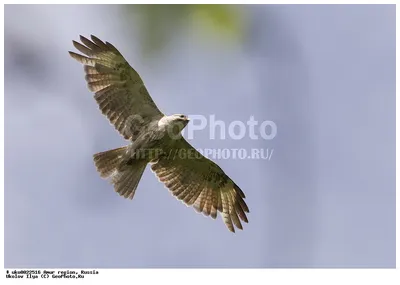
[69,35,164,140]
[151,138,249,232]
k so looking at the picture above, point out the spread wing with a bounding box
[151,138,249,232]
[69,35,163,140]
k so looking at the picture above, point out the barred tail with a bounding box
[93,146,147,200]
[93,146,128,178]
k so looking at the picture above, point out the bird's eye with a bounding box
[180,115,185,119]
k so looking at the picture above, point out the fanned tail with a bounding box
[93,146,127,178]
[93,146,147,200]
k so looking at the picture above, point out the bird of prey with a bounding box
[69,35,249,232]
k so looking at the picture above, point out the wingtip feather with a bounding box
[79,35,89,42]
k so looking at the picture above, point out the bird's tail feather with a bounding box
[93,146,147,200]
[93,146,128,178]
[111,160,147,200]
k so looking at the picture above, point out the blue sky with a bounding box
[4,5,395,268]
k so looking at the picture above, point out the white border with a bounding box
[1,2,398,285]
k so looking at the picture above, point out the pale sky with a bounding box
[4,4,395,268]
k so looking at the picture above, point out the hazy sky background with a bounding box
[4,5,395,268]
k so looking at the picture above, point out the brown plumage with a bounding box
[69,35,249,232]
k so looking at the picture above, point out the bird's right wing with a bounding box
[150,138,249,232]
[69,35,164,140]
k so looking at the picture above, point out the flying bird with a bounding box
[69,35,249,232]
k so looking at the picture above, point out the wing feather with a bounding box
[69,35,163,140]
[80,35,102,52]
[151,138,249,232]
[90,35,109,50]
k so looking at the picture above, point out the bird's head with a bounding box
[172,114,190,124]
[170,114,190,131]
[160,114,190,139]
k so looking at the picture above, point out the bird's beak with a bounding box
[186,117,190,122]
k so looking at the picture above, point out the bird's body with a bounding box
[69,35,249,232]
